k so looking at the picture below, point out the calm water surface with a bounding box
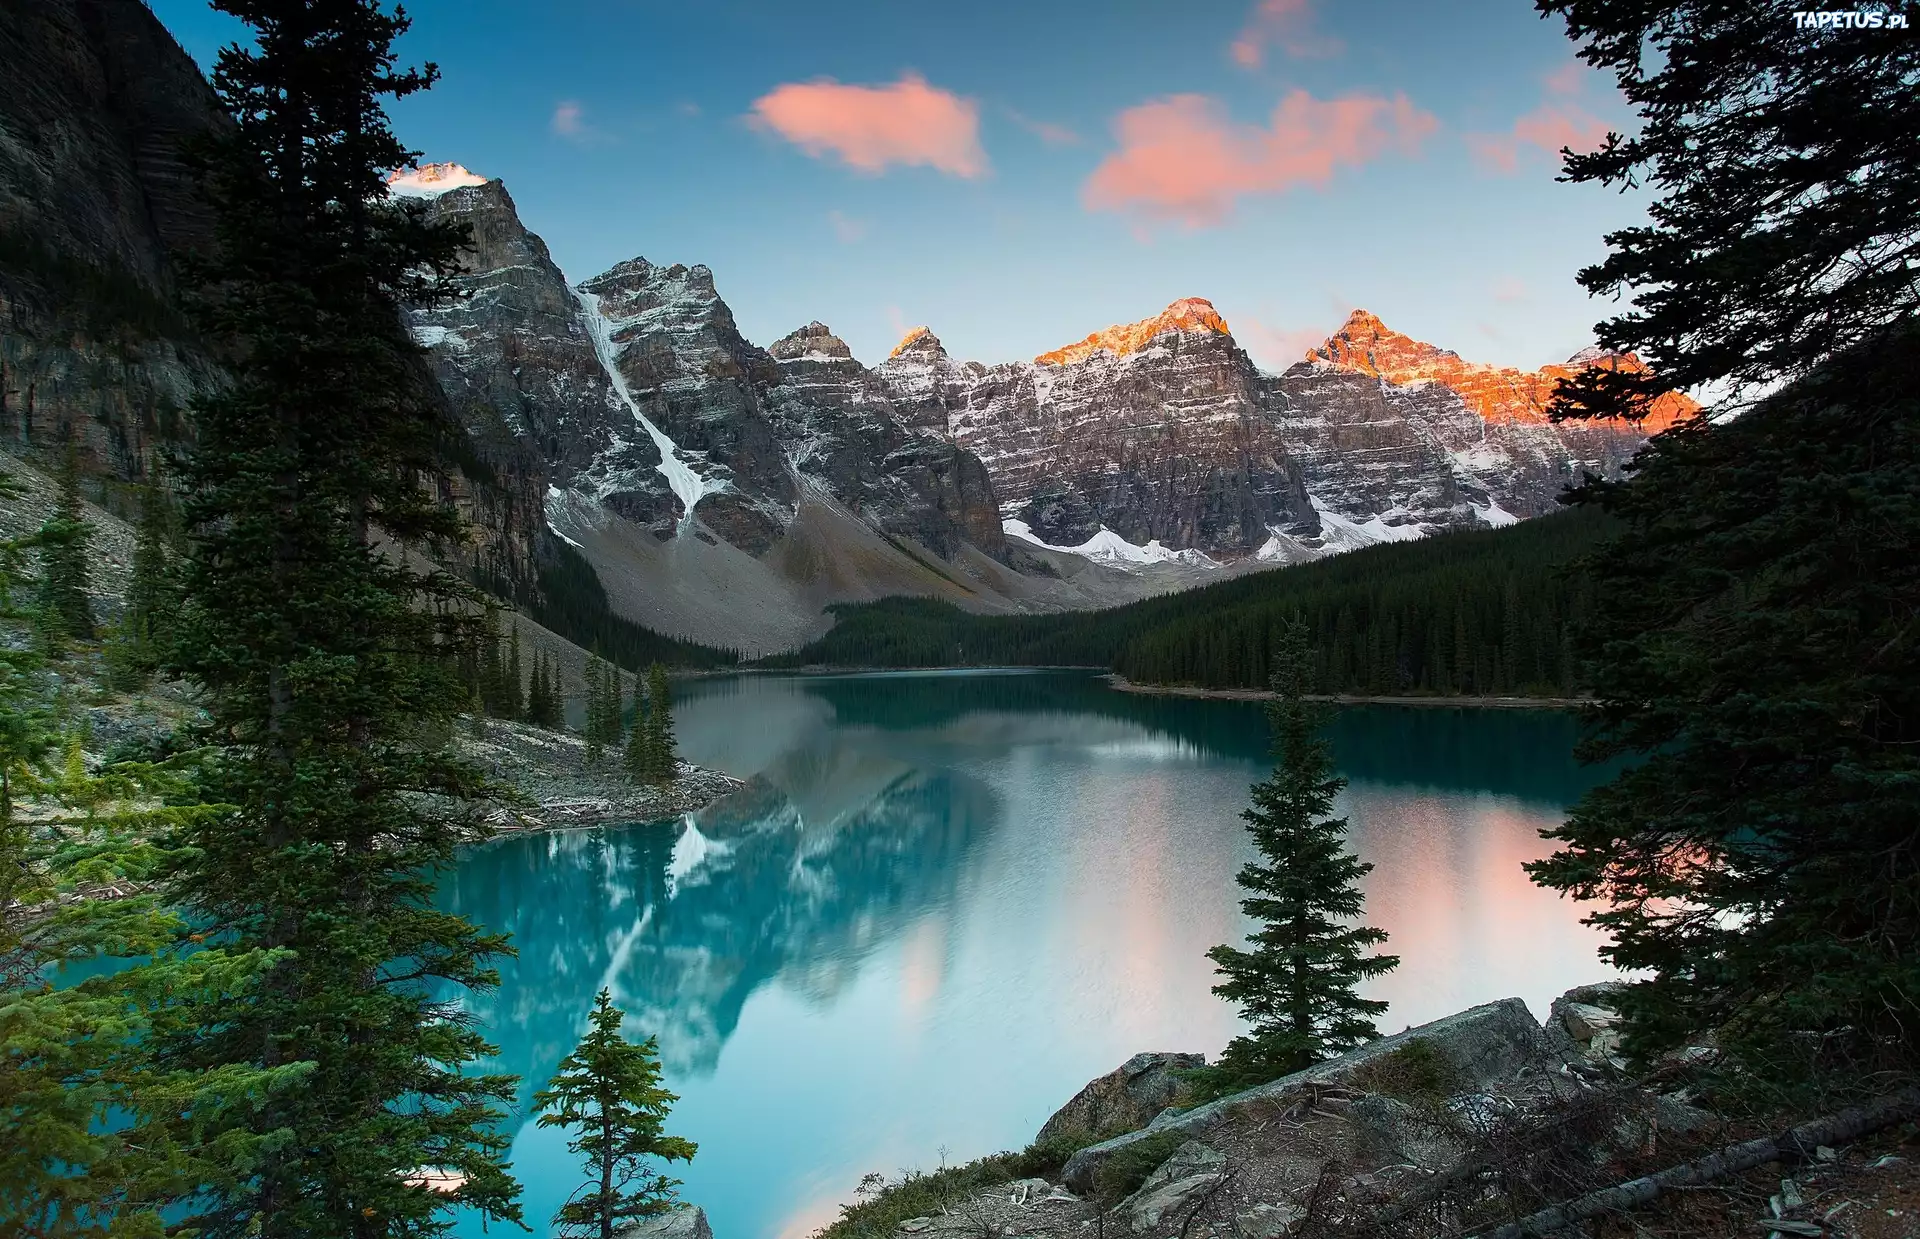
[438,670,1618,1239]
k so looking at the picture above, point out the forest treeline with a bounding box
[763,504,1613,697]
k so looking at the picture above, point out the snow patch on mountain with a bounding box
[1004,519,1220,569]
[1253,498,1436,563]
[1471,498,1520,528]
[543,485,586,548]
[410,323,466,351]
[574,286,723,526]
[386,162,487,198]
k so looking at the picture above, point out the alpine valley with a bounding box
[0,1,1693,655]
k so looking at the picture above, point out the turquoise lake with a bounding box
[437,670,1620,1239]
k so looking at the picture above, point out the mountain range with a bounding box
[398,161,1689,650]
[0,2,1693,657]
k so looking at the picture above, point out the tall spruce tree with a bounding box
[532,989,696,1239]
[1528,1,1920,1085]
[527,650,561,729]
[582,657,606,762]
[156,1,522,1233]
[1,473,301,1233]
[622,685,649,782]
[506,622,525,721]
[1538,0,1920,422]
[641,663,676,785]
[1200,620,1397,1097]
[34,443,96,648]
[108,471,186,687]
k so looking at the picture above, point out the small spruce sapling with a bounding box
[534,988,697,1239]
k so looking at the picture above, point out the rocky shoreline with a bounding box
[80,689,744,836]
[829,986,1918,1239]
[448,716,744,834]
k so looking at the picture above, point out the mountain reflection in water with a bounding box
[438,670,1619,1239]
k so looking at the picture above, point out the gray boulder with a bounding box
[1238,1201,1305,1239]
[1545,982,1628,1066]
[616,1205,713,1239]
[1120,1140,1227,1232]
[1036,1051,1205,1146]
[1062,999,1551,1194]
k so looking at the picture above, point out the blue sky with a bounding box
[147,0,1645,374]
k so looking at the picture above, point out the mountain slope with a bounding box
[766,504,1614,700]
[404,171,1233,655]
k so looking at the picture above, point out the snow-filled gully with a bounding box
[573,287,719,527]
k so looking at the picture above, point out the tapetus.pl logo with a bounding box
[1791,10,1910,27]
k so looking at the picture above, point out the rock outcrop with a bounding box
[614,1205,712,1239]
[1060,998,1552,1193]
[0,0,227,485]
[850,986,1729,1239]
[1036,1051,1205,1147]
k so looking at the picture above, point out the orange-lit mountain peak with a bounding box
[386,162,488,197]
[1308,311,1697,432]
[1309,309,1456,377]
[1035,297,1231,367]
[889,325,938,358]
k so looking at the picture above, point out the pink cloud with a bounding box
[551,101,585,139]
[748,72,987,177]
[1240,316,1335,370]
[1469,103,1610,173]
[1004,107,1080,146]
[1230,0,1342,67]
[827,209,868,243]
[1543,60,1587,96]
[1083,90,1438,228]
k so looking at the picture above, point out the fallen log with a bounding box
[1468,1087,1920,1239]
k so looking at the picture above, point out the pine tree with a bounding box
[506,622,525,721]
[107,472,185,688]
[526,650,561,730]
[1527,0,1920,1087]
[532,989,697,1239]
[154,2,522,1232]
[633,680,664,779]
[2,475,300,1232]
[1198,619,1398,1098]
[478,607,509,717]
[583,657,606,763]
[641,663,676,785]
[34,442,95,648]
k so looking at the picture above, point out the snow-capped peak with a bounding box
[386,162,487,198]
[889,325,941,358]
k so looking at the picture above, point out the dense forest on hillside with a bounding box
[760,505,1612,697]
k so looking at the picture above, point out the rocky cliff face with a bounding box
[763,321,1004,557]
[406,175,1011,570]
[1267,309,1698,535]
[0,0,227,487]
[870,302,1689,561]
[0,9,547,592]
